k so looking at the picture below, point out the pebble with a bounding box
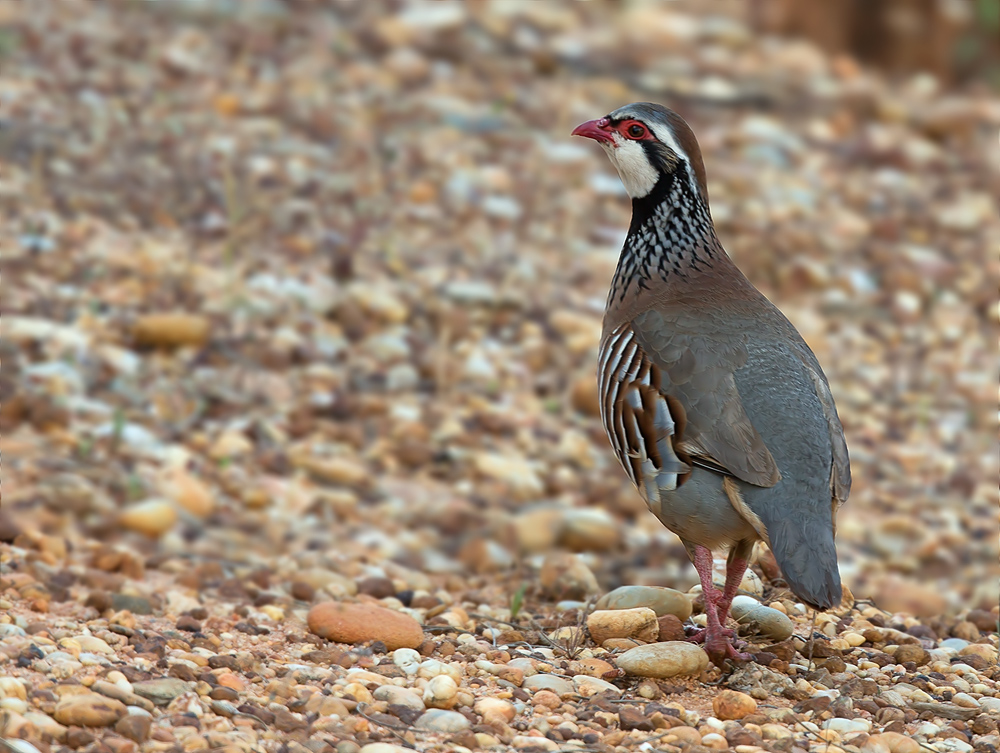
[614,642,710,678]
[414,708,471,732]
[132,313,211,348]
[53,693,127,727]
[307,601,423,650]
[729,595,794,640]
[115,713,152,742]
[0,678,27,699]
[657,613,687,641]
[522,675,574,695]
[118,499,178,537]
[538,552,600,600]
[22,712,67,741]
[959,643,998,664]
[371,687,421,714]
[160,468,215,519]
[823,717,872,734]
[474,696,515,722]
[558,508,621,551]
[131,678,191,706]
[391,647,422,674]
[594,585,693,620]
[587,607,659,644]
[3,741,43,753]
[511,736,558,751]
[423,674,459,709]
[573,674,622,697]
[75,635,113,654]
[712,689,757,720]
[893,644,930,665]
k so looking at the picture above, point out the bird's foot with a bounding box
[704,636,752,667]
[687,626,751,667]
[685,626,736,642]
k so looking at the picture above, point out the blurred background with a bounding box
[1,0,998,624]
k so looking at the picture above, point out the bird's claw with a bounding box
[687,626,751,667]
[685,626,737,642]
[705,639,753,667]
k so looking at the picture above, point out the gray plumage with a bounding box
[576,102,850,627]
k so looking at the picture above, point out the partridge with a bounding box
[573,103,851,666]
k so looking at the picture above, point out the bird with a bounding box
[572,103,850,666]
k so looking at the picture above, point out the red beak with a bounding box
[572,118,614,145]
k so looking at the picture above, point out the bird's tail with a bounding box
[765,514,842,610]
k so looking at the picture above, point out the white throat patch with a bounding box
[601,134,658,199]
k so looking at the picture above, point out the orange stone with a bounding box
[216,673,245,691]
[307,601,423,650]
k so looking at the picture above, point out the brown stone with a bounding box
[967,609,998,633]
[950,621,980,641]
[307,601,423,650]
[619,706,654,731]
[893,644,929,665]
[132,313,211,348]
[290,581,316,602]
[713,689,757,720]
[54,693,127,727]
[115,714,151,742]
[531,690,562,709]
[657,614,686,642]
[356,577,396,599]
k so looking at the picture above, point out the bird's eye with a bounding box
[627,124,646,138]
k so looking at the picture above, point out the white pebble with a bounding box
[392,648,421,675]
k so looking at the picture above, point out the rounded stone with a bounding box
[614,641,709,678]
[712,689,757,720]
[729,596,794,641]
[423,674,458,709]
[530,690,562,709]
[865,732,923,753]
[115,713,151,742]
[131,678,191,706]
[373,685,425,710]
[657,614,687,641]
[474,697,515,722]
[587,607,659,644]
[595,586,692,620]
[823,718,871,735]
[893,644,929,666]
[414,708,471,733]
[959,644,997,665]
[558,508,621,552]
[573,675,621,697]
[118,499,178,538]
[307,601,423,650]
[54,693,127,727]
[539,553,599,600]
[966,609,998,633]
[522,675,574,696]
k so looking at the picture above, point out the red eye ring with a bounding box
[620,120,648,140]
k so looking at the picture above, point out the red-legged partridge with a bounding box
[573,103,851,666]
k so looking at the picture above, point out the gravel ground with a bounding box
[1,2,998,752]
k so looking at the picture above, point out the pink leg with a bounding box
[717,555,749,618]
[686,545,751,667]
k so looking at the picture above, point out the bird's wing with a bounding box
[627,307,781,489]
[598,324,692,504]
[787,338,852,505]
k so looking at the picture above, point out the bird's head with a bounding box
[572,102,709,204]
